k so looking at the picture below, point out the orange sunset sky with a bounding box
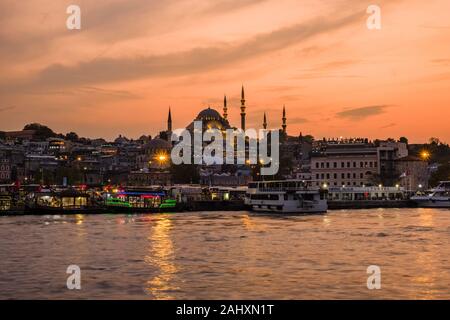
[0,0,449,142]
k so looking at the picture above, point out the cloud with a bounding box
[336,105,388,120]
[2,10,363,93]
[0,106,16,113]
[289,117,309,124]
[380,123,396,129]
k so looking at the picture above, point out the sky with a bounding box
[0,0,449,143]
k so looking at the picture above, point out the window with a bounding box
[321,162,324,168]
[326,173,330,179]
[316,174,319,179]
[347,162,350,168]
[374,161,378,167]
[334,173,337,179]
[321,174,324,179]
[353,162,357,168]
[341,162,345,168]
[334,162,337,168]
[326,162,330,168]
[341,173,345,179]
[360,161,364,167]
[353,173,356,179]
[347,173,351,179]
[360,173,363,179]
[315,163,319,168]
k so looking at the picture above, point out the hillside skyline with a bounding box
[1,0,449,142]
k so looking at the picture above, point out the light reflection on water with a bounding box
[145,217,179,299]
[0,208,449,299]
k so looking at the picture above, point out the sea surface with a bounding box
[0,208,449,299]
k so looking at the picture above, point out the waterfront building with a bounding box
[128,169,171,186]
[0,157,11,183]
[395,155,429,191]
[311,139,379,187]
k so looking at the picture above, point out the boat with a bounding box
[104,187,182,213]
[0,194,25,215]
[246,179,328,214]
[25,188,105,214]
[410,181,450,208]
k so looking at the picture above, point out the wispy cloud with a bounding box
[380,122,396,129]
[290,117,309,124]
[336,105,388,120]
[0,106,16,113]
[2,10,363,93]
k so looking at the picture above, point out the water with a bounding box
[0,208,449,299]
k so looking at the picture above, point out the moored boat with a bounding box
[410,181,450,208]
[246,180,328,214]
[104,187,182,213]
[25,188,105,214]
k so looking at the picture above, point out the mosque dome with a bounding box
[196,107,223,121]
[186,107,231,132]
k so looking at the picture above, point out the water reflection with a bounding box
[144,217,178,299]
[411,208,438,299]
[75,214,84,225]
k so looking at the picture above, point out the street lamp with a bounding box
[420,150,430,161]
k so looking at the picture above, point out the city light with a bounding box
[420,150,431,161]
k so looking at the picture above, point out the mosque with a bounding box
[131,86,290,185]
[167,86,288,137]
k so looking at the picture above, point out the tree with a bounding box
[429,163,450,187]
[429,137,441,145]
[65,132,79,142]
[23,123,56,140]
[302,135,314,144]
[399,137,408,144]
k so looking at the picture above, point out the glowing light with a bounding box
[420,150,431,160]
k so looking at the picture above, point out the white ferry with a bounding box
[410,181,450,208]
[246,180,327,214]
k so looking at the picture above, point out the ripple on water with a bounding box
[0,208,449,299]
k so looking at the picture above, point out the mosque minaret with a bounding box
[240,85,246,130]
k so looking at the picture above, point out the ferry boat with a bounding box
[104,187,181,213]
[246,180,327,214]
[25,188,104,214]
[0,184,42,215]
[410,181,450,208]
